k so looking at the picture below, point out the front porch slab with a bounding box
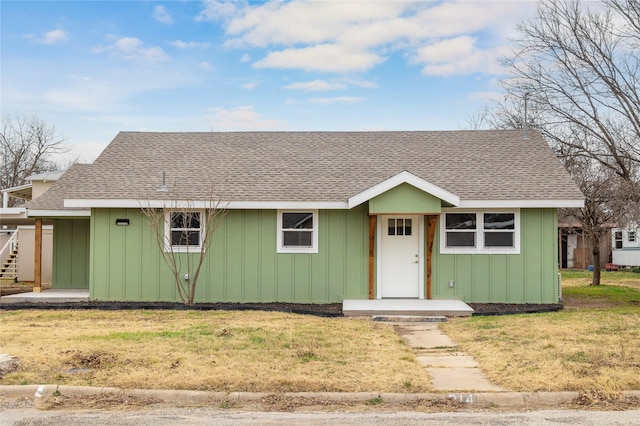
[342,299,473,317]
[0,289,89,304]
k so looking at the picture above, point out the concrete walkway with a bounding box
[392,321,506,392]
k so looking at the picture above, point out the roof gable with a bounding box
[349,171,459,209]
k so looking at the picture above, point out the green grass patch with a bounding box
[562,284,640,304]
[561,270,640,280]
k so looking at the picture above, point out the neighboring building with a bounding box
[26,130,584,304]
[612,223,640,267]
[558,223,614,269]
[0,171,63,283]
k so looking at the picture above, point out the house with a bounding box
[612,223,640,267]
[24,130,584,305]
[0,171,63,283]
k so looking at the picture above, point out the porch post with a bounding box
[34,218,42,292]
[425,215,438,300]
[368,215,376,299]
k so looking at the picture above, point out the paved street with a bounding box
[3,407,640,425]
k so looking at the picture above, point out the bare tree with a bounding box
[502,0,640,184]
[1,115,67,205]
[141,182,227,305]
[473,0,640,284]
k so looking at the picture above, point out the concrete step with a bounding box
[343,299,474,317]
[373,315,448,322]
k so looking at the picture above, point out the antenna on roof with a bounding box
[157,172,169,192]
[523,92,530,140]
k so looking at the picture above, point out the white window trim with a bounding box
[164,209,205,253]
[440,209,521,254]
[277,209,319,254]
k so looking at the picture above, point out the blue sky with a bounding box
[1,1,537,163]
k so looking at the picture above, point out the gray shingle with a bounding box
[35,130,584,206]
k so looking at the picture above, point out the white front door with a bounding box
[379,215,422,298]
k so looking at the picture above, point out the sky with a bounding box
[1,0,538,164]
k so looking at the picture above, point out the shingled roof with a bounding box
[36,130,584,210]
[27,164,92,212]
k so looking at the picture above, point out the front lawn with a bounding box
[442,273,640,392]
[0,310,432,393]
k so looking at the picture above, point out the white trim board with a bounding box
[27,209,91,217]
[348,171,460,208]
[63,197,584,210]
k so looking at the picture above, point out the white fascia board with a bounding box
[66,199,348,210]
[0,208,28,218]
[348,171,460,209]
[1,183,32,194]
[458,199,585,208]
[28,209,91,217]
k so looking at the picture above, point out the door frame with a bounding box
[376,214,425,299]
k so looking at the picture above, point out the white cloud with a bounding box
[196,0,244,22]
[285,80,345,91]
[92,36,169,62]
[202,1,529,75]
[240,53,250,62]
[153,5,173,24]
[31,29,69,45]
[254,44,385,73]
[199,62,214,70]
[284,78,378,91]
[308,96,365,105]
[243,82,257,90]
[413,38,512,76]
[171,40,211,49]
[207,106,283,130]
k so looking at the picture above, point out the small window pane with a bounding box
[484,213,514,230]
[446,232,475,247]
[283,230,312,247]
[404,219,412,236]
[171,230,200,246]
[283,213,313,229]
[388,219,396,236]
[171,212,200,229]
[629,232,636,242]
[446,213,476,230]
[615,231,623,239]
[397,219,404,236]
[485,232,514,247]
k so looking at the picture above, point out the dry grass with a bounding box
[0,310,432,393]
[442,274,640,392]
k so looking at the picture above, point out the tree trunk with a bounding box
[591,245,601,286]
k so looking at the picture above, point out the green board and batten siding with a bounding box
[369,183,441,214]
[86,206,558,304]
[432,209,559,303]
[52,219,90,289]
[89,207,369,303]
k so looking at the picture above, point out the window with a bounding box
[629,232,636,243]
[615,231,623,249]
[277,210,318,253]
[441,210,520,254]
[387,218,412,236]
[483,213,515,248]
[164,210,203,252]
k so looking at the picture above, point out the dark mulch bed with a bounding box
[468,303,563,316]
[0,301,344,317]
[0,298,562,317]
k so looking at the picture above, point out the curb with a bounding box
[2,385,639,408]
